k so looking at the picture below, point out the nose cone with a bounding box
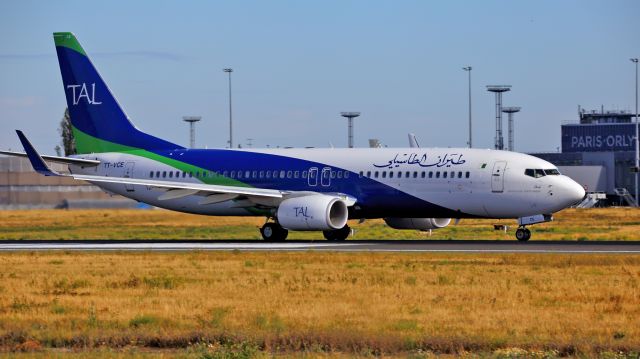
[561,176,586,207]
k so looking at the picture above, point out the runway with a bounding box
[1,240,640,253]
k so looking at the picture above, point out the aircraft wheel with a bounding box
[515,228,529,242]
[323,225,350,241]
[260,222,288,241]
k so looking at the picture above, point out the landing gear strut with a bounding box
[323,225,351,241]
[515,227,531,242]
[260,222,288,241]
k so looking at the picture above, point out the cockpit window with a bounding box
[544,169,560,175]
[525,169,546,178]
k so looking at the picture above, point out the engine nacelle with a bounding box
[384,217,451,230]
[277,195,348,231]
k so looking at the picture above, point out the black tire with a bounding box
[515,228,529,242]
[260,223,288,241]
[524,228,531,241]
[323,225,351,241]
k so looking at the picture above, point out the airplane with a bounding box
[1,32,586,242]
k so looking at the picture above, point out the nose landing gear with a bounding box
[515,214,553,241]
[515,227,531,241]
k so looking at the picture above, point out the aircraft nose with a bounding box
[562,176,586,206]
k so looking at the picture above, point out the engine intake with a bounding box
[384,217,451,230]
[277,195,348,231]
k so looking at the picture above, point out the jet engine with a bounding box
[384,217,451,230]
[277,195,348,230]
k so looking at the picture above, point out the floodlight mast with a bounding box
[487,85,511,150]
[340,112,361,148]
[463,66,472,148]
[223,68,233,148]
[182,116,202,148]
[502,107,521,151]
[631,58,638,206]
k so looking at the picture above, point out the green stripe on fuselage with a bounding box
[72,126,250,188]
[53,32,87,57]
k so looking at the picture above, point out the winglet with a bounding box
[15,130,61,176]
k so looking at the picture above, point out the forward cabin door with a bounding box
[124,162,135,192]
[491,161,507,193]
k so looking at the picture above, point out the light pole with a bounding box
[463,66,472,148]
[223,68,233,148]
[631,58,639,206]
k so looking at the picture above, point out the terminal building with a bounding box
[531,107,638,206]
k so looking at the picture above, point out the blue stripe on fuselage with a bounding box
[150,148,471,218]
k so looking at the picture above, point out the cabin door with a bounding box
[491,161,507,193]
[123,162,135,192]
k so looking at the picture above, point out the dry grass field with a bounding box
[0,207,639,240]
[0,251,639,357]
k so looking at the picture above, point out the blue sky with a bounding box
[1,0,639,153]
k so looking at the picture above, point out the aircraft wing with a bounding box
[0,150,100,167]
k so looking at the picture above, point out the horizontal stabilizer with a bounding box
[0,150,100,166]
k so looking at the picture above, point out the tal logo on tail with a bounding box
[66,83,102,105]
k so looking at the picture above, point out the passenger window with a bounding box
[382,172,387,178]
[337,171,342,179]
[421,172,425,178]
[156,171,160,178]
[359,171,363,178]
[230,171,236,178]
[253,171,257,178]
[302,171,308,178]
[294,171,299,178]
[436,172,440,178]
[246,171,251,178]
[466,171,470,178]
[287,171,292,178]
[259,171,264,178]
[413,172,418,178]
[189,172,193,178]
[280,170,286,179]
[237,171,243,179]
[163,171,167,178]
[149,171,154,178]
[330,171,336,179]
[396,172,400,178]
[406,171,411,178]
[367,171,371,177]
[169,172,173,178]
[344,171,349,178]
[374,171,379,178]
[458,171,462,178]
[429,171,433,178]
[390,172,394,178]
[443,171,447,179]
[183,172,187,178]
[266,171,271,179]
[450,171,454,178]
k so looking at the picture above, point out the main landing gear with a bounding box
[323,225,351,241]
[515,227,531,242]
[260,222,288,241]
